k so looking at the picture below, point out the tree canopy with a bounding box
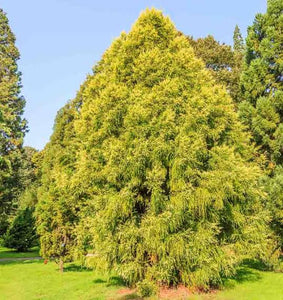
[188,34,244,103]
[35,9,276,290]
[5,2,280,296]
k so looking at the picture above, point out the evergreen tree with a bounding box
[242,0,282,105]
[3,146,40,250]
[4,207,37,252]
[18,147,38,187]
[188,35,243,103]
[36,92,84,272]
[71,9,276,292]
[18,148,42,209]
[0,9,26,234]
[239,0,283,246]
[233,25,245,53]
[266,168,283,248]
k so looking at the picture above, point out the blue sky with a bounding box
[3,0,267,150]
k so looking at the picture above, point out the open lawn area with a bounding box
[0,259,124,300]
[0,256,282,300]
[210,266,283,300]
[0,246,40,259]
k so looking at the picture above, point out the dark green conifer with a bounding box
[239,0,283,247]
[0,9,26,234]
[233,25,245,53]
[4,207,37,251]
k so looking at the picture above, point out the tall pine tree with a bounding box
[0,9,26,234]
[239,0,283,247]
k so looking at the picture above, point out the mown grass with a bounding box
[210,266,283,300]
[0,259,124,300]
[0,255,282,299]
[0,246,40,259]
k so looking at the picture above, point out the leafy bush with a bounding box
[137,279,157,297]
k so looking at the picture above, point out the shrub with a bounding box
[4,207,37,251]
[137,279,157,297]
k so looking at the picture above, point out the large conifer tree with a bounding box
[0,9,26,234]
[239,0,283,247]
[69,9,276,290]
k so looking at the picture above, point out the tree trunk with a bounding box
[59,258,64,273]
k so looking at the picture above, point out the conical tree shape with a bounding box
[36,89,84,271]
[242,0,282,107]
[239,0,283,248]
[70,9,276,289]
[0,9,27,234]
[233,25,245,53]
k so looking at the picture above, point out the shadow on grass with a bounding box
[107,276,125,287]
[223,266,262,289]
[0,247,40,259]
[242,259,271,271]
[93,276,126,286]
[0,259,42,266]
[93,278,106,284]
[0,260,23,266]
[92,275,126,286]
[63,263,93,273]
[233,267,262,283]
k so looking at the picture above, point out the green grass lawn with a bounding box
[208,266,283,300]
[0,260,124,300]
[0,257,282,299]
[0,246,40,259]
